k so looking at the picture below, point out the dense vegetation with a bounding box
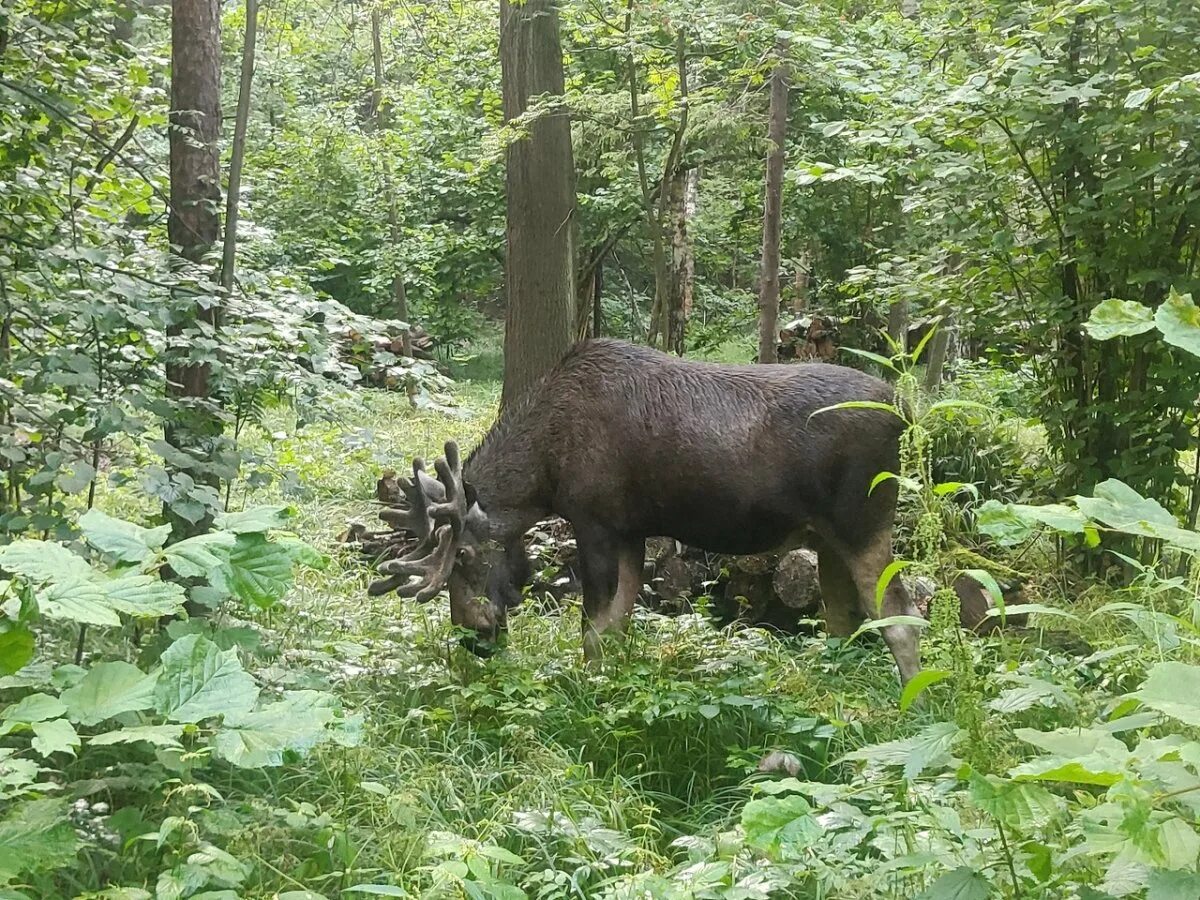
[3,0,1200,898]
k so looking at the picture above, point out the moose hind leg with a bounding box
[579,531,645,662]
[840,530,923,684]
[814,538,866,637]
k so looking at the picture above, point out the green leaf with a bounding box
[61,661,157,726]
[154,634,259,724]
[0,540,93,582]
[214,505,295,534]
[989,676,1073,714]
[808,400,905,423]
[915,866,991,900]
[78,509,170,564]
[2,693,67,725]
[900,669,951,713]
[31,718,80,758]
[1075,479,1178,532]
[968,773,1062,829]
[740,793,822,856]
[222,534,295,609]
[1125,86,1154,109]
[346,888,410,897]
[975,500,1035,546]
[0,626,35,677]
[1010,726,1129,785]
[101,574,187,618]
[0,799,80,882]
[162,532,237,579]
[961,569,1005,620]
[212,691,339,768]
[849,615,929,645]
[1148,869,1200,900]
[841,721,962,779]
[1135,662,1200,726]
[89,724,185,749]
[1155,288,1200,359]
[874,560,911,614]
[37,578,120,627]
[1084,299,1155,340]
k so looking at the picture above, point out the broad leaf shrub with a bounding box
[0,505,357,891]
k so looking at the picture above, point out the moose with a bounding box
[368,339,922,683]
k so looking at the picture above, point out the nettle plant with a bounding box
[0,505,357,892]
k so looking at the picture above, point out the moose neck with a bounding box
[464,398,549,542]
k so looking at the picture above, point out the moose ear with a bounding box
[464,482,479,507]
[465,501,488,538]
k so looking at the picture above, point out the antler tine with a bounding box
[368,525,457,602]
[378,457,446,541]
[426,441,468,533]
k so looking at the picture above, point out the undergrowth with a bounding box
[3,368,1200,899]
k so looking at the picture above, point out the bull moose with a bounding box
[368,339,921,683]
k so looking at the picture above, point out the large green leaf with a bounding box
[214,506,295,534]
[78,509,170,564]
[1074,479,1178,532]
[1148,868,1200,900]
[30,718,80,758]
[2,693,67,725]
[212,691,339,768]
[1155,288,1200,359]
[36,578,120,627]
[841,721,963,779]
[1135,662,1200,726]
[0,540,93,583]
[740,793,822,857]
[222,534,295,609]
[89,724,185,749]
[1010,726,1130,785]
[0,626,35,677]
[1084,298,1155,340]
[968,773,1062,829]
[915,866,991,900]
[162,532,237,580]
[0,799,80,883]
[154,634,259,724]
[102,574,187,618]
[61,661,157,726]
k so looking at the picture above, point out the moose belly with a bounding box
[638,495,805,556]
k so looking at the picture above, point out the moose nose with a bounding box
[460,631,502,658]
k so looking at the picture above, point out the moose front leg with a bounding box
[577,527,645,662]
[843,530,922,684]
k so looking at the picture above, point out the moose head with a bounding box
[367,442,523,655]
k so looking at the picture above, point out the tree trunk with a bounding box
[640,24,689,351]
[923,314,953,392]
[166,0,222,540]
[371,7,414,365]
[791,247,811,316]
[220,0,257,294]
[757,44,789,364]
[665,167,697,355]
[887,298,909,353]
[499,0,576,408]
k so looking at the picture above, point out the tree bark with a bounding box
[499,0,576,408]
[166,0,222,540]
[923,314,953,392]
[372,6,414,364]
[887,298,909,353]
[665,167,697,354]
[757,44,789,364]
[220,0,257,294]
[645,28,689,350]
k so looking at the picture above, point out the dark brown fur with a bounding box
[454,339,922,681]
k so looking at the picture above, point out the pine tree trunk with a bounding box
[499,0,576,408]
[220,0,257,294]
[757,44,789,364]
[166,0,222,540]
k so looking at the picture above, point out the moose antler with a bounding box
[367,441,474,601]
[367,524,458,601]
